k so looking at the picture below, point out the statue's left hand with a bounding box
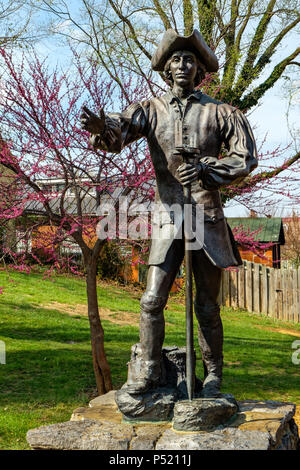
[177,163,199,186]
[81,106,105,134]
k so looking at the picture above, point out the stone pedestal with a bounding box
[25,345,300,450]
[26,392,300,450]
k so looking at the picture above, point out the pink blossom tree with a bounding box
[0,48,154,394]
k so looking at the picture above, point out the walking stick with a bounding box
[183,174,194,401]
[175,143,200,401]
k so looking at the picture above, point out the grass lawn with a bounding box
[0,268,299,449]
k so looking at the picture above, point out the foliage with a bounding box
[231,224,274,261]
[96,241,126,280]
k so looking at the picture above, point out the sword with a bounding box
[174,142,200,401]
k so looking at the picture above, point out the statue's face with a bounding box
[169,50,198,87]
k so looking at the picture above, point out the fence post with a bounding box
[223,269,230,307]
[269,266,275,319]
[276,269,282,320]
[296,268,300,323]
[253,263,260,313]
[261,265,268,315]
[245,261,253,312]
[282,268,287,321]
[288,269,294,322]
[238,266,245,309]
[230,269,238,308]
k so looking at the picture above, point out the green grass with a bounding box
[0,268,300,449]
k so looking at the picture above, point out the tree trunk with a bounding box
[85,256,112,395]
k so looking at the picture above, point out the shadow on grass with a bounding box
[165,329,300,400]
[0,299,139,406]
[0,345,133,405]
[0,324,89,343]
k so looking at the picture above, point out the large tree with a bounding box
[34,0,300,107]
[0,1,41,48]
[32,0,300,210]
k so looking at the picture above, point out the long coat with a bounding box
[90,90,258,268]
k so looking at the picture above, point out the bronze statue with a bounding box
[81,29,258,398]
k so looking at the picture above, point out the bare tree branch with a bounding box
[240,46,300,110]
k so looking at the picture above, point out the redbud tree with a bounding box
[0,49,154,394]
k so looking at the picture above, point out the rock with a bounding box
[156,427,272,450]
[229,400,299,450]
[71,405,122,424]
[26,419,134,450]
[172,395,239,431]
[160,401,299,449]
[115,387,178,422]
[71,390,121,424]
[89,390,117,408]
[161,346,203,398]
[130,423,170,450]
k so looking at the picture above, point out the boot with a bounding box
[125,359,161,394]
[201,357,223,398]
[125,295,165,395]
[196,305,223,398]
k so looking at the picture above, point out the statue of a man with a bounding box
[81,29,258,397]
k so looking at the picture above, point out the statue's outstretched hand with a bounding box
[81,106,105,134]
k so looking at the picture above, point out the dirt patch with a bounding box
[43,301,174,327]
[256,325,300,338]
[42,302,140,326]
[97,279,143,298]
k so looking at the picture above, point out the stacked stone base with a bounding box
[26,391,299,450]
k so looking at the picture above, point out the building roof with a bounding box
[227,217,285,244]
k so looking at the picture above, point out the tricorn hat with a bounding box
[151,29,219,73]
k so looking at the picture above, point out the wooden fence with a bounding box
[218,261,300,323]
